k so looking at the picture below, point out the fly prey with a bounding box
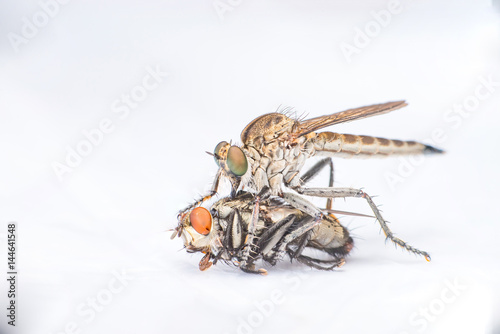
[173,188,429,275]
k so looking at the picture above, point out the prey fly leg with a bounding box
[238,187,271,274]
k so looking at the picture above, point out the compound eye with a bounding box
[213,141,229,167]
[189,207,212,235]
[227,146,248,176]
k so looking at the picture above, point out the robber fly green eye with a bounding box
[213,141,248,176]
[214,141,228,167]
[227,146,248,176]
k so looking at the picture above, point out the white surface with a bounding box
[1,1,499,334]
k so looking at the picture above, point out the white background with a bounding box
[1,1,499,334]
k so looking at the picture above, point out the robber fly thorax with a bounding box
[175,191,352,274]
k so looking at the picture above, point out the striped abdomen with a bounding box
[311,132,443,158]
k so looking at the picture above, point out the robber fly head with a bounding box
[212,141,248,196]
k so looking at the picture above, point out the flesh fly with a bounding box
[173,188,429,275]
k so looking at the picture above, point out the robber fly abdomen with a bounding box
[312,132,441,158]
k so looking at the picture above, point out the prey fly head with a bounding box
[175,206,223,271]
[178,207,214,252]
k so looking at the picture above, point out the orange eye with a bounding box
[189,207,212,235]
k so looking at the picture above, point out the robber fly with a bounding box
[173,187,429,275]
[210,100,442,197]
[178,101,442,262]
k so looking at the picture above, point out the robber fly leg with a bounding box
[299,158,333,185]
[297,157,336,210]
[177,169,223,222]
[296,187,431,261]
[282,191,323,217]
[239,186,271,275]
[326,159,334,210]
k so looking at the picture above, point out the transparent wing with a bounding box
[297,100,407,137]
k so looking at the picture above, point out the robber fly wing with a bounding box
[297,100,407,137]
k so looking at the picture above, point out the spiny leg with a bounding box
[234,160,333,269]
[296,187,431,261]
[241,160,343,271]
[283,216,345,270]
[272,215,322,263]
[285,161,350,268]
[283,229,344,270]
[239,187,271,275]
[298,157,336,211]
[282,191,323,218]
[299,158,332,185]
[280,191,347,259]
[326,159,334,210]
[272,214,344,270]
[213,210,244,266]
[252,184,346,270]
[292,253,345,271]
[263,215,316,265]
[175,169,224,238]
[288,229,312,260]
[257,215,296,256]
[260,214,342,269]
[239,158,336,272]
